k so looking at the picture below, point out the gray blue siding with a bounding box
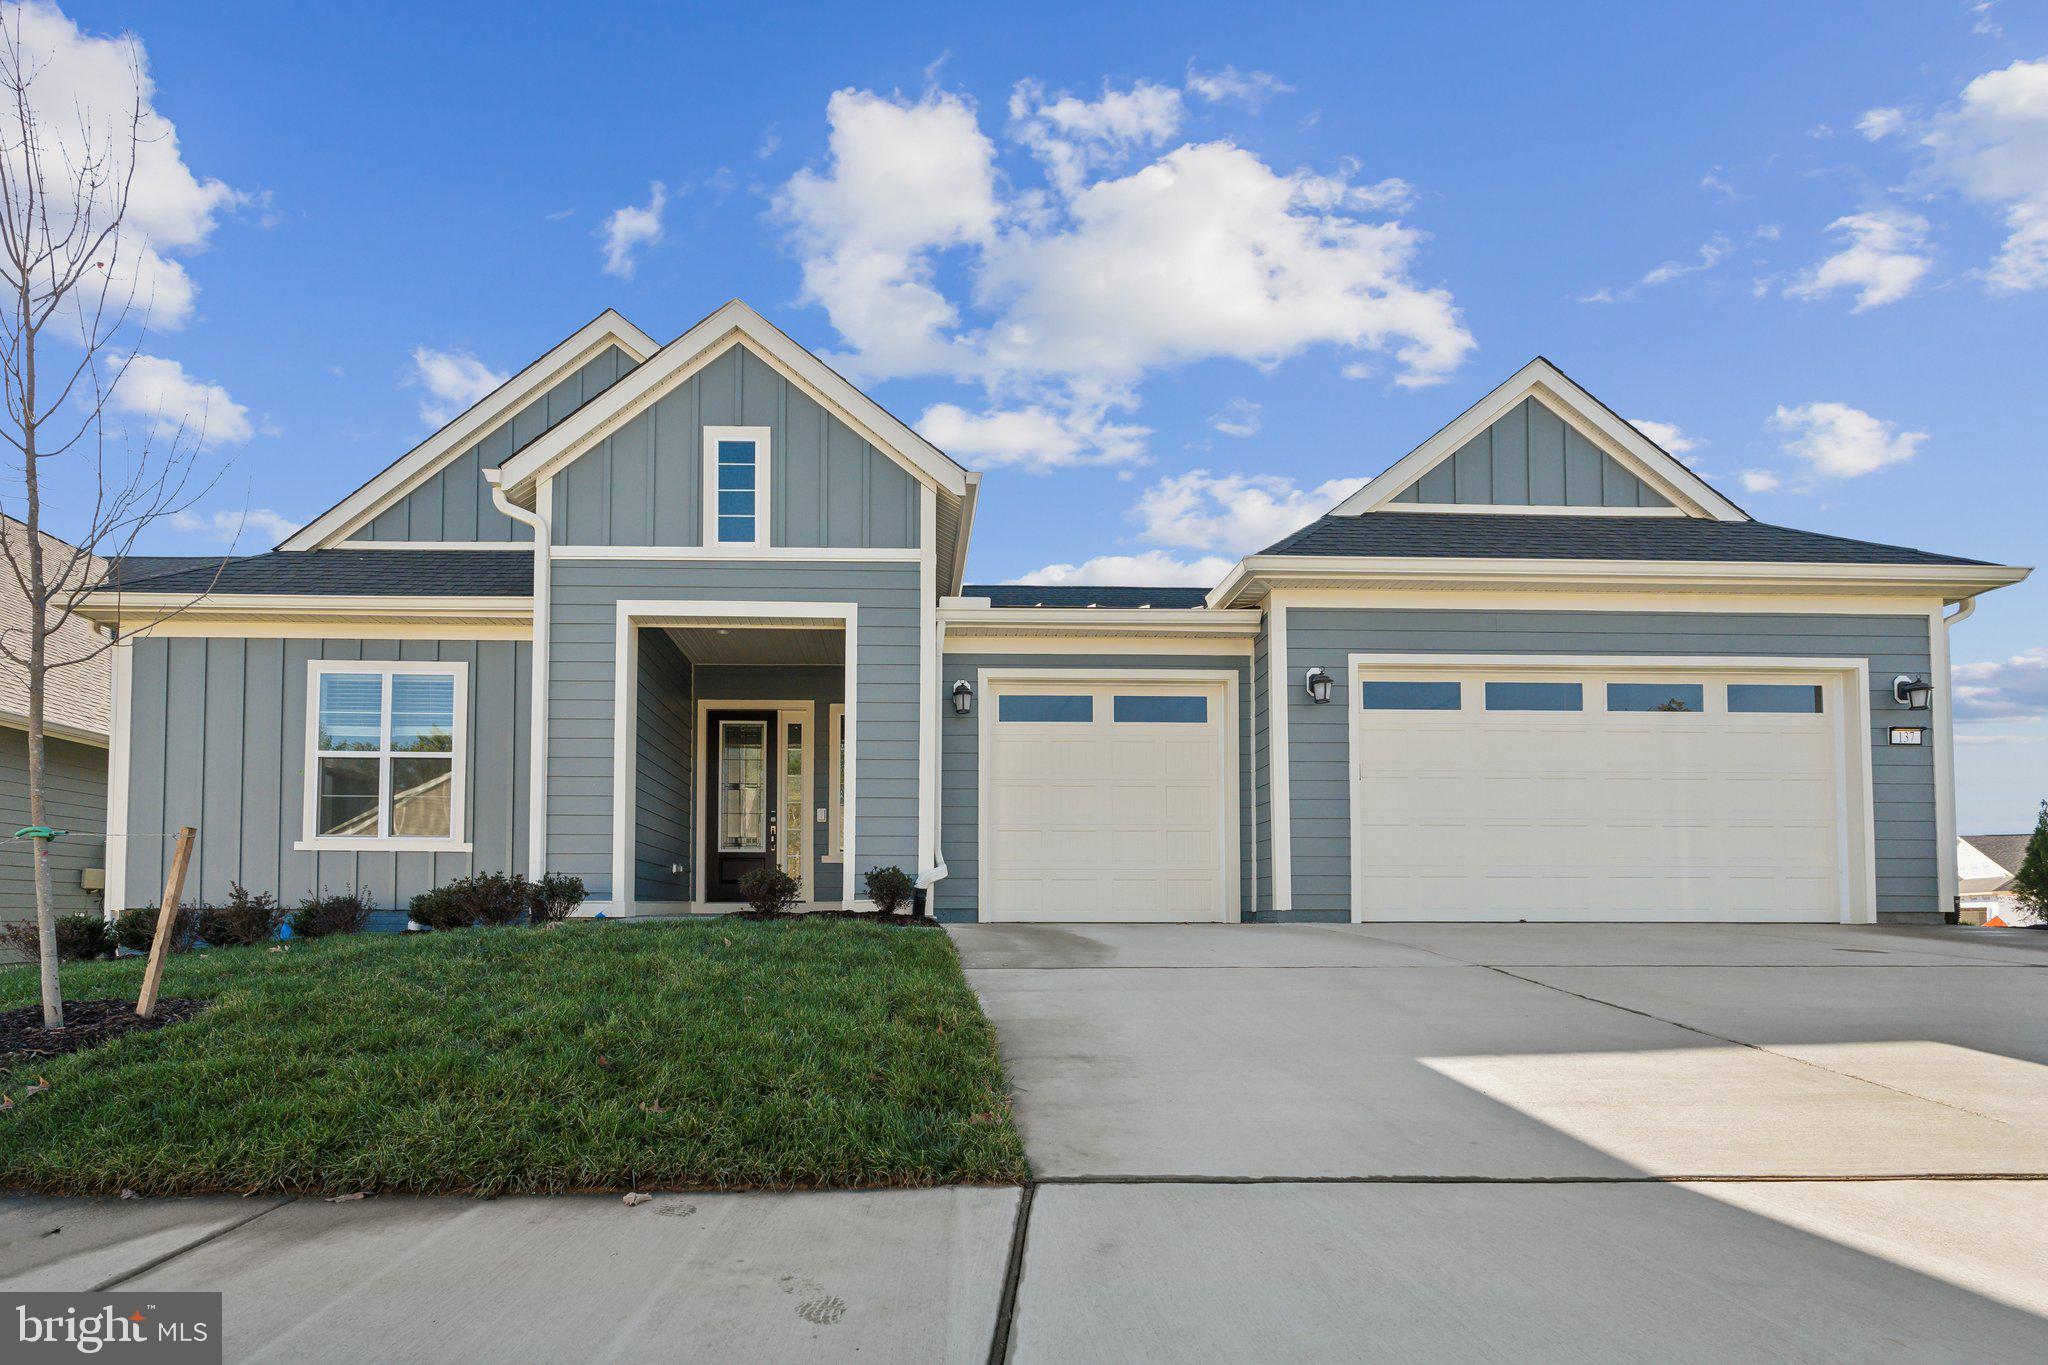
[551,343,920,550]
[633,629,692,902]
[0,728,106,924]
[346,345,636,544]
[547,561,920,901]
[1279,608,1936,919]
[1392,397,1672,508]
[118,637,531,911]
[694,664,846,903]
[934,652,1255,923]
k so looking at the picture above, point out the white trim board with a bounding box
[701,425,772,551]
[298,658,473,854]
[103,641,134,915]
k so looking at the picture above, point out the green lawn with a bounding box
[0,919,1026,1196]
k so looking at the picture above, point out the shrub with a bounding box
[2014,800,2048,926]
[529,872,586,924]
[410,872,531,930]
[738,867,802,914]
[111,905,200,955]
[291,889,374,939]
[863,865,915,916]
[196,883,285,947]
[1,912,113,962]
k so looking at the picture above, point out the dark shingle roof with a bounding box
[966,584,1213,609]
[1260,513,1989,566]
[101,555,241,589]
[105,550,534,596]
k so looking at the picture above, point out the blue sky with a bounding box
[29,0,2048,828]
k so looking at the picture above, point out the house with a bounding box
[76,301,2032,926]
[1957,834,2040,926]
[0,519,114,924]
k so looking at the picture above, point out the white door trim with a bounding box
[976,666,1241,922]
[1344,652,1878,925]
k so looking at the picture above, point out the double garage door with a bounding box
[1352,665,1854,922]
[980,677,1233,922]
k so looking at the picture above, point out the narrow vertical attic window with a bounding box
[703,426,771,548]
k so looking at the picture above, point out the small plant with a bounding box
[111,905,200,955]
[863,865,915,916]
[2014,800,2048,927]
[738,866,802,914]
[409,872,532,930]
[407,884,468,931]
[291,889,374,939]
[196,883,285,947]
[2,912,113,962]
[529,872,586,923]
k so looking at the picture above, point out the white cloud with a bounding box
[1185,64,1292,111]
[1642,235,1733,286]
[777,81,1472,468]
[1969,1,2003,39]
[169,506,300,547]
[109,354,253,448]
[408,346,507,426]
[1953,647,2048,719]
[1770,401,1926,478]
[1010,550,1237,587]
[1130,469,1365,555]
[916,399,1147,472]
[1785,210,1932,310]
[1209,398,1261,438]
[1699,170,1744,202]
[1858,107,1906,140]
[1738,469,1782,493]
[598,181,667,278]
[1339,361,1375,380]
[1629,418,1698,457]
[4,1,243,329]
[757,125,781,159]
[1917,57,2048,290]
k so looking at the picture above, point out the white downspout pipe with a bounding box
[487,469,550,882]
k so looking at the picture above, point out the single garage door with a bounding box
[1352,666,1850,922]
[981,677,1233,921]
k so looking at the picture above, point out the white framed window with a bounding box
[299,660,470,852]
[702,425,771,549]
[823,702,845,862]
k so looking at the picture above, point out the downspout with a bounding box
[486,469,549,883]
[915,599,949,910]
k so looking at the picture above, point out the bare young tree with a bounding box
[0,12,215,1027]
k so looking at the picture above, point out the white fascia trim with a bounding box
[1329,358,1750,522]
[103,640,133,916]
[1385,503,1690,517]
[499,300,969,501]
[550,545,924,562]
[78,592,533,618]
[0,711,109,747]
[337,540,537,551]
[942,633,1255,656]
[936,606,1262,636]
[284,310,658,551]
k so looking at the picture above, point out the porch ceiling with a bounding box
[663,624,845,667]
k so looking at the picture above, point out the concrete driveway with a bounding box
[956,921,2048,1361]
[5,923,2045,1361]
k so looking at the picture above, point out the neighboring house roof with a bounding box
[0,518,111,742]
[964,584,1213,609]
[1960,833,2031,895]
[1259,513,1990,565]
[103,550,534,597]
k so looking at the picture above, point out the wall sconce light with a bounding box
[1304,667,1334,705]
[1892,674,1932,710]
[951,680,975,716]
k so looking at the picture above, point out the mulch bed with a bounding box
[724,909,940,928]
[0,997,208,1068]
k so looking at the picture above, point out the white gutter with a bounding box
[487,469,550,881]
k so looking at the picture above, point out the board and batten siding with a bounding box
[118,637,530,910]
[1279,608,1937,920]
[550,343,920,550]
[0,728,106,924]
[934,652,1255,923]
[1391,396,1672,508]
[345,345,636,544]
[634,629,692,902]
[548,561,920,901]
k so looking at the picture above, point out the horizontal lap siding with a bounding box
[120,637,530,911]
[551,344,919,550]
[935,653,1255,923]
[1281,608,1936,917]
[634,630,692,901]
[347,346,632,543]
[0,730,107,923]
[549,562,920,900]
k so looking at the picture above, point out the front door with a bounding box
[706,712,778,901]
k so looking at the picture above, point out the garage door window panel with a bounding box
[1112,695,1207,723]
[1728,683,1825,714]
[1360,680,1461,711]
[998,694,1093,723]
[1484,681,1583,711]
[1607,682,1705,713]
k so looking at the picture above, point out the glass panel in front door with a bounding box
[718,721,767,852]
[781,721,805,883]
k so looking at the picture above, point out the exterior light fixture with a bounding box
[1304,667,1334,705]
[1892,674,1932,710]
[951,680,975,716]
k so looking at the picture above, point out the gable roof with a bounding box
[1261,512,1990,565]
[282,309,659,550]
[1330,357,1750,521]
[1962,834,2031,878]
